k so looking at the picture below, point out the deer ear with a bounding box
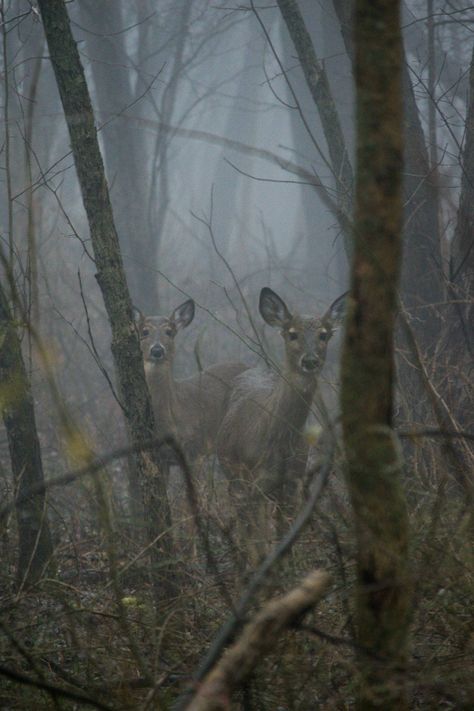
[259,287,292,327]
[324,291,348,326]
[171,299,195,330]
[132,305,145,327]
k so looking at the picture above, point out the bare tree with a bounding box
[0,281,53,586]
[76,0,162,312]
[448,41,474,425]
[36,0,174,599]
[340,2,410,708]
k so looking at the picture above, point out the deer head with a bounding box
[134,299,195,367]
[259,287,346,376]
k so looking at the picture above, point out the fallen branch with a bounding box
[187,570,331,711]
[172,446,334,711]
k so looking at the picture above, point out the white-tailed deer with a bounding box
[135,298,248,464]
[217,287,346,558]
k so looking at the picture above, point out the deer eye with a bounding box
[319,330,329,342]
[141,328,150,338]
[288,330,298,341]
[165,328,174,337]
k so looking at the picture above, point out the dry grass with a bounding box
[0,440,473,709]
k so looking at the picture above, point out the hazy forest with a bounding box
[0,0,473,709]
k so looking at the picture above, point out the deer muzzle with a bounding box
[150,344,166,361]
[300,354,319,373]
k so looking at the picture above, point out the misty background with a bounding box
[7,0,469,455]
[1,1,473,706]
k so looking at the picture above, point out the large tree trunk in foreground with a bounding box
[333,0,443,440]
[37,0,174,599]
[340,2,410,709]
[0,284,53,587]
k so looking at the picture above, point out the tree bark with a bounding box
[340,2,410,708]
[446,42,474,432]
[37,0,174,598]
[0,284,53,587]
[333,0,443,321]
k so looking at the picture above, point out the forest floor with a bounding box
[0,451,473,709]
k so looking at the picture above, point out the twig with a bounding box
[398,427,474,442]
[0,664,114,711]
[190,187,268,362]
[77,269,124,411]
[0,436,179,522]
[172,444,334,710]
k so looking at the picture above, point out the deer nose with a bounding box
[150,344,165,361]
[300,355,319,372]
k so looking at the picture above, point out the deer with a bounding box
[216,287,346,562]
[134,298,249,466]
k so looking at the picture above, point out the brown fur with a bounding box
[136,301,248,463]
[217,287,346,511]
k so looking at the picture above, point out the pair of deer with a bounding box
[135,287,345,559]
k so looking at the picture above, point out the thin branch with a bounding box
[77,269,124,412]
[191,188,268,362]
[172,443,334,711]
[0,664,114,711]
[0,436,175,522]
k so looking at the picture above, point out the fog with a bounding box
[1,1,473,707]
[6,1,359,437]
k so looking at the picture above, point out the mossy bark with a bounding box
[37,0,174,598]
[0,285,53,587]
[340,2,411,708]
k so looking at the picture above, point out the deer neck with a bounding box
[144,362,181,432]
[270,365,318,435]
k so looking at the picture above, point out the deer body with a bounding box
[136,300,248,463]
[217,287,345,557]
[145,358,248,461]
[218,365,317,497]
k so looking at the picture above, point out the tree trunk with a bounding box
[333,0,443,327]
[450,42,474,343]
[446,43,474,432]
[37,0,174,599]
[76,0,161,313]
[0,284,53,587]
[340,2,410,708]
[277,0,353,219]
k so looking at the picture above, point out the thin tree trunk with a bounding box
[0,284,53,587]
[77,0,160,313]
[450,41,474,337]
[37,0,174,599]
[277,0,353,219]
[150,0,193,273]
[340,2,410,708]
[447,42,474,431]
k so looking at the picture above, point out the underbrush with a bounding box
[0,447,473,709]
